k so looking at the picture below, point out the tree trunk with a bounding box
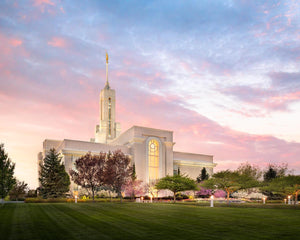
[119,192,122,203]
[92,187,95,202]
[109,190,112,202]
[227,191,230,205]
[173,192,176,203]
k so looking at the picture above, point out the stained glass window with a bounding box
[108,98,111,136]
[148,139,159,182]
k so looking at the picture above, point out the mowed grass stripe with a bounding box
[0,204,16,238]
[40,204,110,240]
[52,203,145,239]
[54,203,165,239]
[1,203,300,240]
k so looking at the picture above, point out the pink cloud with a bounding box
[10,39,23,47]
[264,91,300,110]
[0,33,24,55]
[47,37,68,48]
[33,0,55,6]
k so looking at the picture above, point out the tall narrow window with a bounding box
[100,99,103,120]
[148,139,159,183]
[108,98,111,136]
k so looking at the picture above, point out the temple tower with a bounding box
[95,53,121,143]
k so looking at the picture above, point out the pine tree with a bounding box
[0,144,16,201]
[201,167,209,181]
[39,148,70,198]
[264,167,277,182]
[131,163,137,181]
[197,167,209,183]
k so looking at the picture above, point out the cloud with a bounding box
[269,71,300,90]
[33,0,55,6]
[47,37,68,48]
[219,70,300,113]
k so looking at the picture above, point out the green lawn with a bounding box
[1,203,299,240]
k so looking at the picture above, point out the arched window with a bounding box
[108,98,111,136]
[148,139,159,182]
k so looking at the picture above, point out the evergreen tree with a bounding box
[131,163,137,181]
[39,148,70,198]
[0,144,16,201]
[264,167,277,182]
[197,167,209,183]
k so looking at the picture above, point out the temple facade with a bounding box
[38,54,216,194]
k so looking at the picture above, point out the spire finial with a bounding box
[105,52,109,88]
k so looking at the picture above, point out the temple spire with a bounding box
[105,52,110,89]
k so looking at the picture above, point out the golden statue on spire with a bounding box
[106,52,109,64]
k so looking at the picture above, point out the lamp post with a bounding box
[73,190,78,204]
[288,195,291,205]
[210,195,214,208]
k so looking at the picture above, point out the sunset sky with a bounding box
[1,0,300,188]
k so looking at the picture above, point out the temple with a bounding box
[38,54,216,194]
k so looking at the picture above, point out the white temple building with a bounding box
[38,54,216,192]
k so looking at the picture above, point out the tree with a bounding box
[0,144,16,201]
[155,175,197,203]
[196,187,212,198]
[123,163,144,200]
[197,167,209,183]
[262,164,289,199]
[131,163,137,181]
[39,148,70,198]
[264,163,288,182]
[9,180,28,201]
[237,163,261,181]
[264,167,277,182]
[236,163,261,189]
[70,152,106,201]
[144,180,159,198]
[202,170,241,204]
[261,175,300,205]
[105,150,132,202]
[122,179,144,199]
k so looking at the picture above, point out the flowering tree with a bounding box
[196,187,212,198]
[70,152,106,201]
[144,181,159,198]
[122,179,144,199]
[214,189,226,198]
[105,150,132,202]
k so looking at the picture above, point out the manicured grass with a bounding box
[1,203,299,240]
